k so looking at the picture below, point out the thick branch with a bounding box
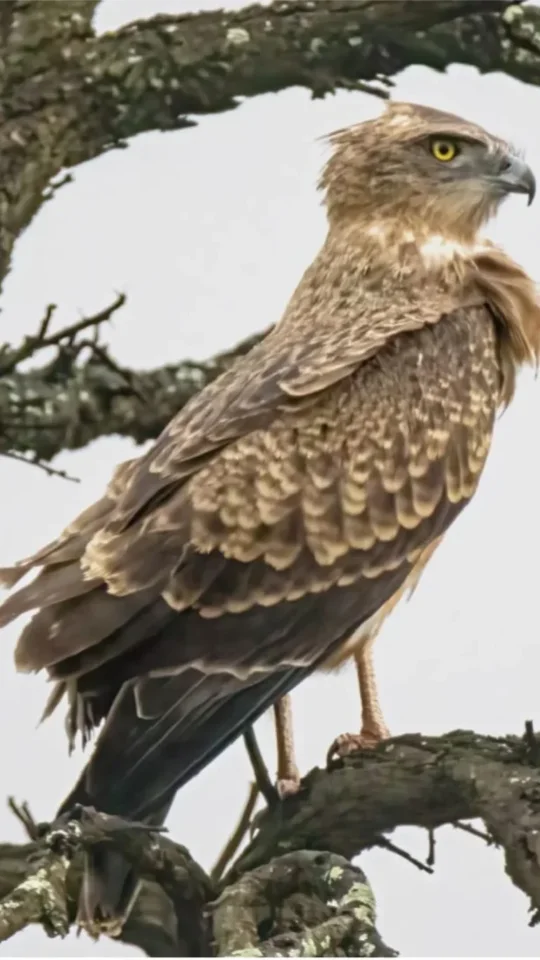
[212,850,396,957]
[233,728,540,923]
[0,806,214,955]
[1,731,540,954]
[0,809,391,956]
[79,0,510,145]
[0,840,71,942]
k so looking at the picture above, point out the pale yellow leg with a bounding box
[273,695,302,797]
[327,638,390,761]
[355,640,391,745]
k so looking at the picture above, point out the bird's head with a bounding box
[320,102,535,243]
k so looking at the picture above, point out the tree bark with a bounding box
[2,730,540,954]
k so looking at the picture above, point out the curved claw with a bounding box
[326,727,390,765]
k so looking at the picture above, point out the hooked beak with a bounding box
[495,155,536,206]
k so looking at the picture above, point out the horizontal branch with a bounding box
[0,296,267,461]
[45,1,540,158]
[2,729,540,954]
[79,0,512,144]
[233,728,540,923]
[0,807,391,956]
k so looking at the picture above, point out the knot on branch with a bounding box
[212,850,396,957]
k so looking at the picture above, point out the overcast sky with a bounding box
[1,1,540,956]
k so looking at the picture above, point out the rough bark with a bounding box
[3,1,540,463]
[2,731,540,954]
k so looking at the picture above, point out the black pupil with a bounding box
[439,143,451,156]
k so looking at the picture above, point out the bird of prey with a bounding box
[1,101,539,935]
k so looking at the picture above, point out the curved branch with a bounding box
[232,728,540,922]
[0,805,214,955]
[1,1,540,460]
[0,1,539,288]
[212,850,396,957]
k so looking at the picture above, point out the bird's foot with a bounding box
[327,726,390,764]
[276,774,302,799]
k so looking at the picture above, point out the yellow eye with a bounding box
[431,139,458,162]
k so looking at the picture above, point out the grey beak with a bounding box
[496,155,536,206]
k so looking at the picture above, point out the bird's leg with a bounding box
[274,695,302,797]
[327,639,390,762]
[355,639,391,745]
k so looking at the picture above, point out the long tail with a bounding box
[56,662,325,933]
[76,802,171,936]
[53,566,418,932]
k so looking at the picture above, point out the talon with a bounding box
[276,776,302,799]
[327,727,390,764]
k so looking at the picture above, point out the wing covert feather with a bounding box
[9,303,500,695]
[84,304,499,621]
[87,252,465,541]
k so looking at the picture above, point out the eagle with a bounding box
[1,101,539,934]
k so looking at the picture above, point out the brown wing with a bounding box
[0,255,460,637]
[72,250,464,545]
[0,302,499,822]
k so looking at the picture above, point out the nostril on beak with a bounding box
[495,155,536,205]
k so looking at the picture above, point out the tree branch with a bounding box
[232,727,540,925]
[1,730,540,953]
[2,1,540,461]
[212,850,396,957]
[0,298,266,462]
[0,805,215,955]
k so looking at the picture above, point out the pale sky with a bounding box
[1,1,540,956]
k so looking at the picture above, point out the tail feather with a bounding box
[54,565,417,931]
[59,666,314,936]
[76,801,172,936]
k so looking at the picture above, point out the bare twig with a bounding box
[42,173,74,203]
[374,835,434,875]
[0,294,126,376]
[523,720,540,766]
[426,827,436,868]
[7,799,43,842]
[211,783,260,884]
[243,729,278,808]
[452,821,495,845]
[2,451,80,482]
